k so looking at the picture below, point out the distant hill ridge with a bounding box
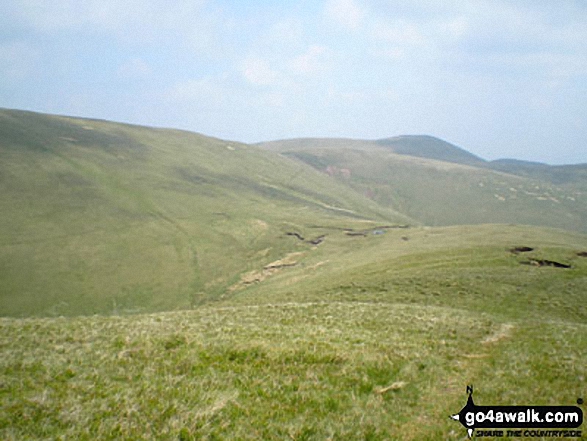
[258,132,587,233]
[259,135,585,169]
[375,135,487,167]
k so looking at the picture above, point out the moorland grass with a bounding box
[1,225,586,439]
[1,302,584,440]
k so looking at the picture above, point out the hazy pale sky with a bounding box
[1,0,585,164]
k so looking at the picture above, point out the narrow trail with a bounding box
[398,321,517,440]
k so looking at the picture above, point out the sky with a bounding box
[0,0,586,164]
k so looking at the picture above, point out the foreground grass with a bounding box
[2,221,586,439]
[2,302,585,440]
[2,225,586,439]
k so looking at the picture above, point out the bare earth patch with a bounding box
[482,323,515,345]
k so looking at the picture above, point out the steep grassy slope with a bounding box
[259,138,587,232]
[2,225,586,440]
[0,109,411,317]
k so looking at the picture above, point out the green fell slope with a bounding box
[259,138,587,232]
[491,159,587,186]
[0,109,411,317]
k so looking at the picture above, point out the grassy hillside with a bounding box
[0,109,410,317]
[1,110,586,439]
[225,224,587,316]
[491,159,587,186]
[2,224,586,439]
[259,138,587,232]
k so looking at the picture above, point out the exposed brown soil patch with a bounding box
[510,246,534,254]
[346,231,368,237]
[286,232,305,241]
[482,323,514,345]
[286,232,325,245]
[229,253,304,291]
[522,258,571,269]
[344,225,409,237]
